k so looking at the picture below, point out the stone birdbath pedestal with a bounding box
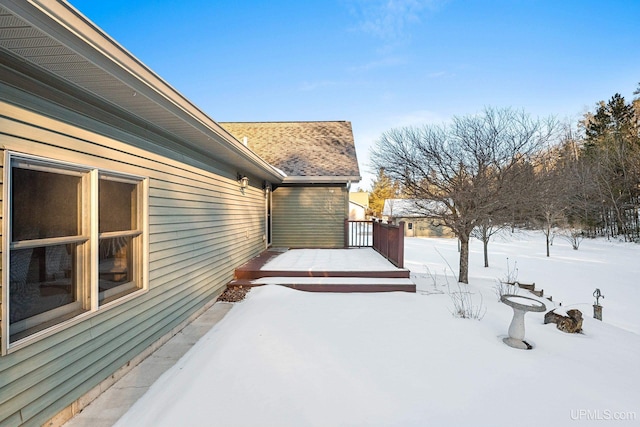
[501,295,546,350]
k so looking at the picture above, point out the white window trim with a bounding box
[2,152,149,355]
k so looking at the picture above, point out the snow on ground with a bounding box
[115,231,640,427]
[406,229,640,335]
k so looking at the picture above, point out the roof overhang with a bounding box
[0,0,285,183]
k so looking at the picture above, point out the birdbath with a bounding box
[501,295,546,350]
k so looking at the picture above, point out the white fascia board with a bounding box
[281,176,362,185]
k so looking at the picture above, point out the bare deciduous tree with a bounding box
[530,151,570,257]
[471,220,507,268]
[371,107,558,283]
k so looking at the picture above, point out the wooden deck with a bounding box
[229,249,415,293]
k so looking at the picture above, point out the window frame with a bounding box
[7,158,90,342]
[2,152,149,354]
[98,173,144,305]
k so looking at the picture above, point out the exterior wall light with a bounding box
[237,174,249,190]
[262,180,271,195]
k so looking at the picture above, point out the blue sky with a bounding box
[69,0,640,188]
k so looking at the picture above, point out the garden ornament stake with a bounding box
[593,288,604,321]
[593,288,604,306]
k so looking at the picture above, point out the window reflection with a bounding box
[99,236,136,304]
[12,167,80,241]
[9,244,80,342]
[99,179,136,233]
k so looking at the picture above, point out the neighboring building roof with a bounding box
[382,199,447,217]
[0,0,283,183]
[219,121,361,184]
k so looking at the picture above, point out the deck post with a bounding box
[372,220,379,252]
[397,221,405,268]
[344,218,349,248]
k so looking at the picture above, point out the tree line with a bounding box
[369,85,640,283]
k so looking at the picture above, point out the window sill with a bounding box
[5,288,148,355]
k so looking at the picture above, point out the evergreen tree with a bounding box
[584,94,637,152]
[369,168,399,217]
[582,93,640,240]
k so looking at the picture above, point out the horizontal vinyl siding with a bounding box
[0,103,267,426]
[0,150,3,347]
[272,186,347,248]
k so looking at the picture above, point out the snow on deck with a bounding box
[260,248,401,272]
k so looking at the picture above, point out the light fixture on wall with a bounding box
[262,180,271,195]
[237,173,249,191]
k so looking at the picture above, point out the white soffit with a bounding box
[0,1,284,182]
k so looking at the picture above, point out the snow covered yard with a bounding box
[115,232,640,427]
[406,229,640,334]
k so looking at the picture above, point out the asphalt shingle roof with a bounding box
[219,121,361,178]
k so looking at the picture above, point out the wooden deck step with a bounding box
[234,250,284,279]
[234,249,411,280]
[233,249,414,293]
[228,277,416,293]
[236,269,411,280]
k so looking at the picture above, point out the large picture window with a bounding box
[5,155,146,345]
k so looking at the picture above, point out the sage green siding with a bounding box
[0,150,3,356]
[0,100,267,426]
[272,186,347,248]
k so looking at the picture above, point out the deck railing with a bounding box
[345,220,374,247]
[344,219,405,268]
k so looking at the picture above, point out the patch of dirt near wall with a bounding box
[217,286,250,302]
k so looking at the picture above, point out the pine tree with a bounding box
[369,168,399,217]
[582,93,640,240]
